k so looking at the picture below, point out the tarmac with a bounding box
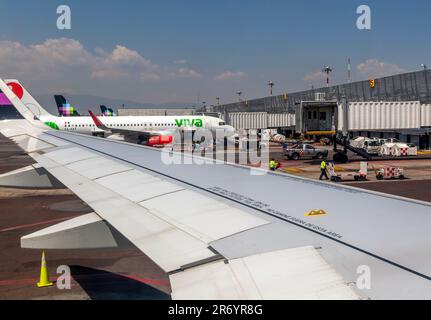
[1,135,431,299]
[0,134,170,300]
[269,143,431,186]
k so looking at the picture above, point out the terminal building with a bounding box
[206,69,431,149]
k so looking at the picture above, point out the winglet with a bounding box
[89,110,108,130]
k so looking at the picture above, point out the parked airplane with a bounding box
[3,77,431,299]
[100,105,116,116]
[5,80,235,146]
[54,95,81,117]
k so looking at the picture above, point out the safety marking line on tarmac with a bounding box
[0,216,79,232]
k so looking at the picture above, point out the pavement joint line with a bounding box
[0,216,79,232]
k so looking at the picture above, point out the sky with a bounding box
[1,0,430,106]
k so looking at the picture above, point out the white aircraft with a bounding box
[4,79,235,146]
[3,77,431,300]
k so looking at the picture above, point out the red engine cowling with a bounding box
[146,135,173,146]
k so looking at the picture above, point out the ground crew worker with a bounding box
[319,159,329,180]
[269,158,277,171]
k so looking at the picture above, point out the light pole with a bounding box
[236,91,242,102]
[421,64,428,71]
[216,97,220,106]
[268,81,275,96]
[322,66,333,87]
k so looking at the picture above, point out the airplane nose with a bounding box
[224,126,235,137]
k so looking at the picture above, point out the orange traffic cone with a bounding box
[37,251,53,288]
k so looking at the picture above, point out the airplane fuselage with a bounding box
[39,114,234,137]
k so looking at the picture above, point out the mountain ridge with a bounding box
[35,94,196,115]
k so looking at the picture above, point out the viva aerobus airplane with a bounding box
[4,79,235,146]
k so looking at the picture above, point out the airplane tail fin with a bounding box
[100,105,108,115]
[100,105,115,116]
[0,84,24,120]
[0,78,45,124]
[54,95,81,117]
[4,79,53,118]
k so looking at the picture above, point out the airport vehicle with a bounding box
[320,137,332,146]
[4,78,431,299]
[376,167,405,180]
[4,80,235,146]
[363,139,381,155]
[285,144,328,160]
[327,162,368,182]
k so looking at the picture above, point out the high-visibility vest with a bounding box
[270,160,276,169]
[321,161,326,169]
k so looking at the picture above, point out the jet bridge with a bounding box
[296,97,377,162]
[295,100,338,135]
[296,97,431,162]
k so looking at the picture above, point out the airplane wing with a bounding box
[88,110,173,144]
[2,78,431,299]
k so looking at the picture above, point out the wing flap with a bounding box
[170,246,360,300]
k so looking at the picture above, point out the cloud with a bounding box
[91,45,159,80]
[0,38,91,77]
[170,67,201,79]
[174,59,187,64]
[303,70,326,82]
[214,71,246,81]
[357,58,405,79]
[0,38,201,83]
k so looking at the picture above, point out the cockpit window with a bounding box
[219,122,225,126]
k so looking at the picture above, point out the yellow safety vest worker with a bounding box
[321,161,326,170]
[270,160,276,169]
